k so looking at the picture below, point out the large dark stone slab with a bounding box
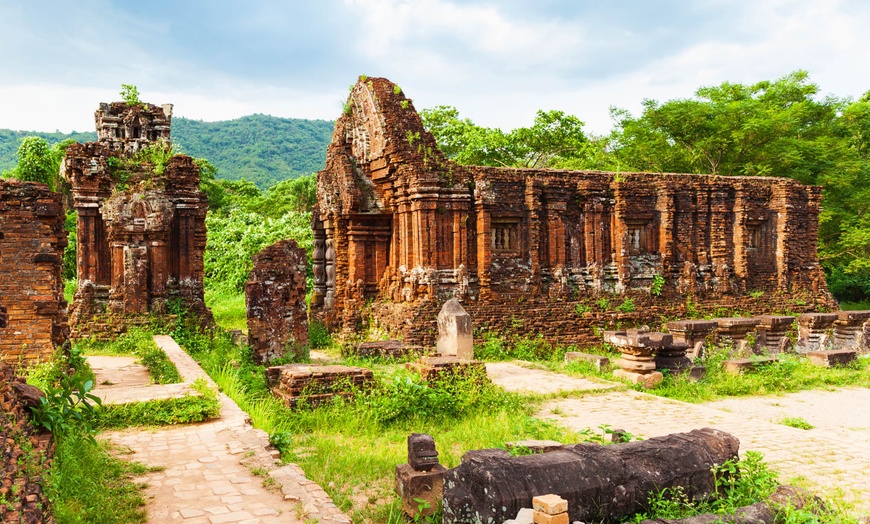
[442,428,739,524]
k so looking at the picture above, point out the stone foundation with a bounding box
[265,364,373,408]
[0,179,68,367]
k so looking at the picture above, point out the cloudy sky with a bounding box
[1,0,868,135]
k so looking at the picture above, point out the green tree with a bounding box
[609,71,840,181]
[609,71,870,300]
[2,136,72,190]
[420,106,590,168]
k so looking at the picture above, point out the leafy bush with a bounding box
[31,377,102,438]
[308,320,332,349]
[826,267,870,303]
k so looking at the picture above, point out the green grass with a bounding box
[205,288,247,332]
[779,416,815,430]
[89,378,221,429]
[646,348,870,403]
[46,432,150,524]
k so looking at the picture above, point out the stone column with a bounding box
[436,298,474,360]
[666,319,718,359]
[711,317,760,357]
[312,223,326,308]
[604,329,669,388]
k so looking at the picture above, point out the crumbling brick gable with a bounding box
[0,179,68,366]
[312,76,833,342]
[62,101,212,337]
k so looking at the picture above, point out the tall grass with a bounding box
[46,432,151,524]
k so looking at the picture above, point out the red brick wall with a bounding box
[0,180,68,367]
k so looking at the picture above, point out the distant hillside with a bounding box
[0,114,335,190]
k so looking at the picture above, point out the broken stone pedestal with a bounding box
[396,433,446,518]
[564,351,610,371]
[654,340,693,373]
[712,317,761,357]
[344,339,424,359]
[442,428,739,524]
[807,349,857,368]
[754,315,796,354]
[265,364,373,408]
[723,357,778,374]
[666,319,718,360]
[604,329,669,388]
[407,356,487,382]
[795,313,838,353]
[436,298,473,359]
[832,310,870,353]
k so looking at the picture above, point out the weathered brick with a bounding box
[311,76,833,345]
[62,100,212,337]
[0,179,67,366]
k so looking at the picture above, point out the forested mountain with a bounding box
[0,114,334,189]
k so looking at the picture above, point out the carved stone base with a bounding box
[395,463,446,518]
[613,369,663,388]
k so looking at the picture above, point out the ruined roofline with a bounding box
[464,165,823,189]
[331,76,822,193]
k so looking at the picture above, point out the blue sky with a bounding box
[1,0,868,135]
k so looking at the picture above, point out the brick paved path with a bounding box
[94,336,350,524]
[537,388,870,514]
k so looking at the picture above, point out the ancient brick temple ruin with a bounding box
[62,101,211,336]
[312,76,833,346]
[0,180,69,366]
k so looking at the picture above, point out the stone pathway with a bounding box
[93,336,350,524]
[486,361,617,395]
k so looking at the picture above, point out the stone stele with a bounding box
[436,298,473,359]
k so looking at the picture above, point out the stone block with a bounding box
[723,357,778,374]
[395,463,446,518]
[503,508,535,524]
[506,440,564,454]
[533,511,568,524]
[806,349,857,368]
[564,352,609,371]
[532,494,568,515]
[436,298,474,360]
[613,369,663,388]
